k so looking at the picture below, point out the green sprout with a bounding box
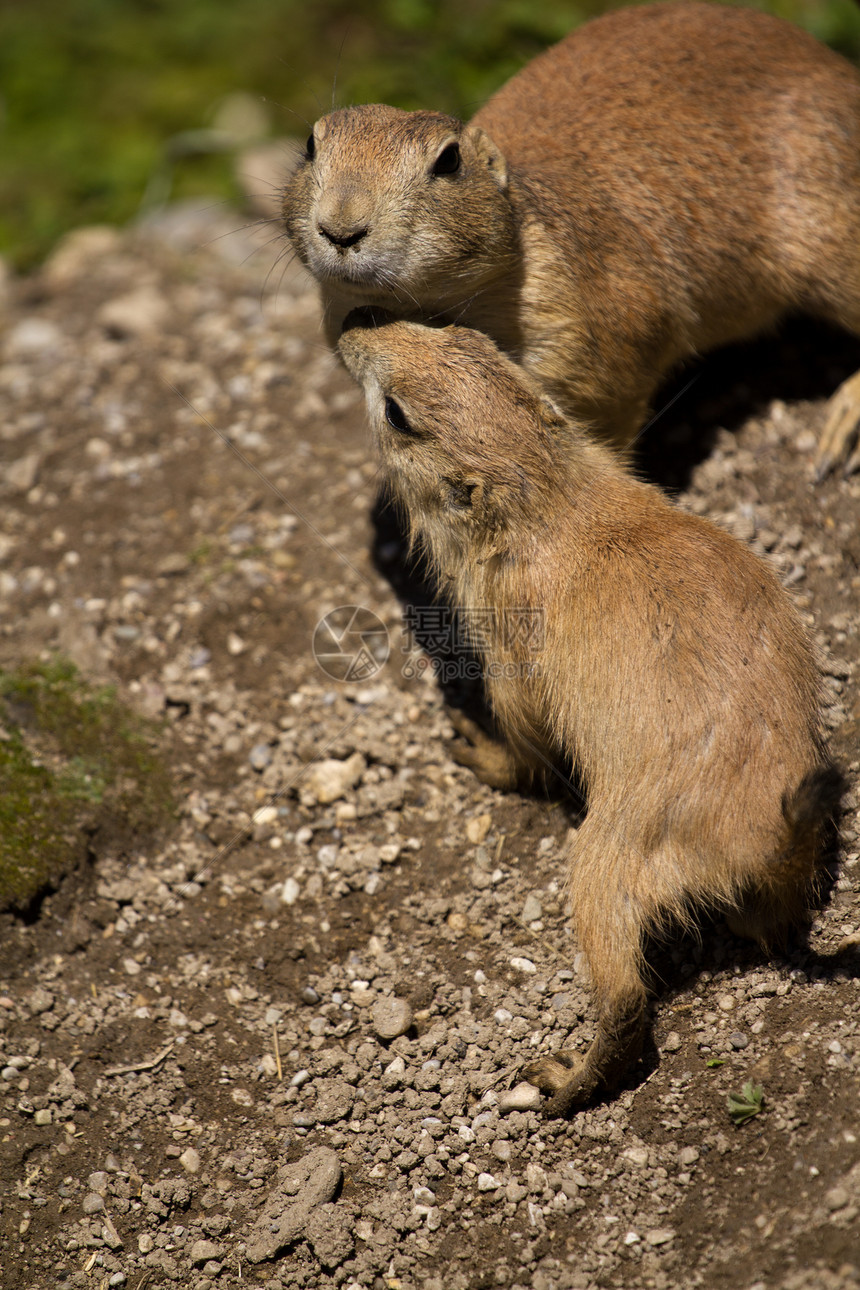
[727,1081,764,1126]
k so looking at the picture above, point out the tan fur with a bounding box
[284,1,860,470]
[338,314,842,1115]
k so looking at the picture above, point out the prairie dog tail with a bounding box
[729,762,845,948]
[779,763,845,872]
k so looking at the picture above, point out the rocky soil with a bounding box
[0,200,859,1290]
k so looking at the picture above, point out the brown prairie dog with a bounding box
[284,1,860,474]
[337,312,842,1115]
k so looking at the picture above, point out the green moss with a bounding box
[0,657,175,914]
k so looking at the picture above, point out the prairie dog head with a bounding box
[283,106,517,314]
[338,311,574,563]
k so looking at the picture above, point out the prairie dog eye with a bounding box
[384,397,413,433]
[305,134,316,159]
[432,141,461,176]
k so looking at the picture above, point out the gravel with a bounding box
[0,201,858,1289]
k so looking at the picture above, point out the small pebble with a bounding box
[190,1239,224,1267]
[301,753,366,805]
[7,317,62,354]
[623,1147,649,1167]
[28,988,54,1014]
[372,996,413,1040]
[281,877,301,905]
[477,1172,501,1191]
[466,814,492,844]
[825,1187,850,1212]
[249,743,272,770]
[510,957,537,975]
[729,1032,749,1050]
[646,1228,676,1246]
[521,894,543,922]
[498,1083,542,1113]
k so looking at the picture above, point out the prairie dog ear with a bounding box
[537,396,567,433]
[465,126,509,192]
[443,474,485,513]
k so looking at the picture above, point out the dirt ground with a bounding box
[0,201,859,1290]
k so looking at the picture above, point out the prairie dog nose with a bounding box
[316,185,373,251]
[317,221,369,250]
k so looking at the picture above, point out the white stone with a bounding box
[179,1147,201,1174]
[301,753,366,805]
[498,1083,542,1113]
[280,877,300,905]
[522,894,543,922]
[6,453,41,494]
[98,286,168,337]
[623,1147,649,1167]
[467,814,492,844]
[6,318,62,355]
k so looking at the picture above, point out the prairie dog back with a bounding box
[285,2,860,465]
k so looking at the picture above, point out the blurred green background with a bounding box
[2,0,859,269]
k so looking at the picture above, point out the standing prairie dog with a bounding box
[284,1,860,473]
[338,311,842,1115]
